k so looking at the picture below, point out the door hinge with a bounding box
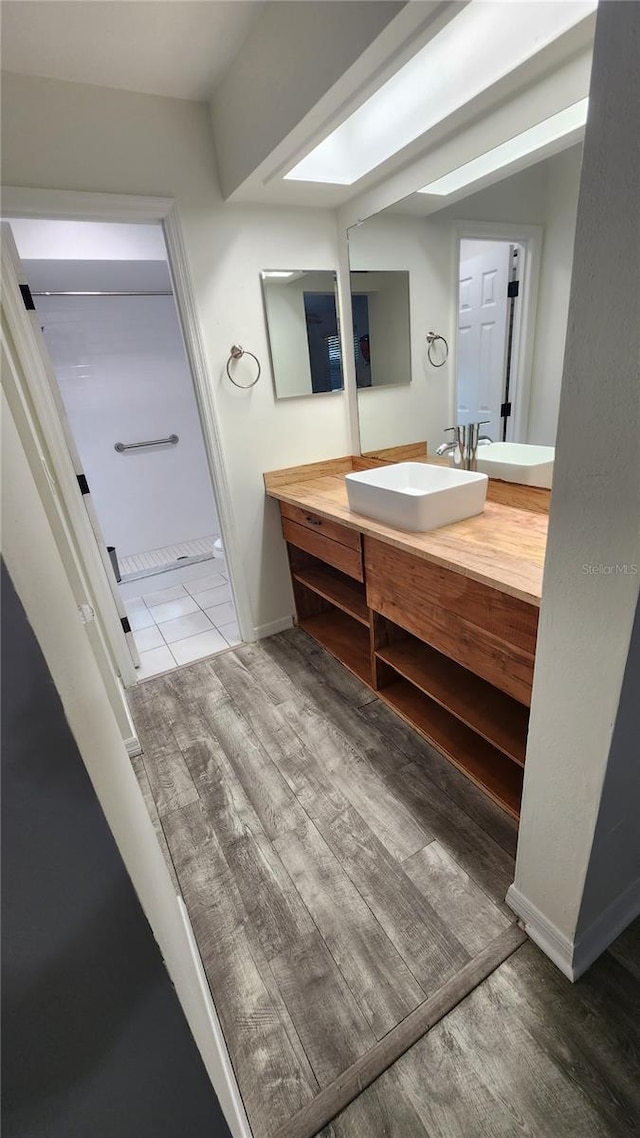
[501,402,512,418]
[19,283,36,310]
[121,616,132,635]
[507,280,520,299]
[78,603,96,625]
[77,473,90,495]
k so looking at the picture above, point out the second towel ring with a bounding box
[226,344,261,389]
[426,331,449,367]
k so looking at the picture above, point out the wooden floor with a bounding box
[129,629,640,1138]
[320,922,640,1138]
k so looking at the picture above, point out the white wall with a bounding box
[1,73,351,636]
[36,283,219,558]
[507,0,640,978]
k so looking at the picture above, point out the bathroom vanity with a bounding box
[265,455,548,819]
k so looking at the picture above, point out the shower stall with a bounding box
[27,255,220,584]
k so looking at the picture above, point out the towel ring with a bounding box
[426,331,449,367]
[226,344,261,388]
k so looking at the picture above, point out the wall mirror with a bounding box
[261,270,344,399]
[347,143,583,459]
[350,271,411,388]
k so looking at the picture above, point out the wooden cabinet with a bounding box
[365,538,537,705]
[280,504,537,819]
[281,502,364,581]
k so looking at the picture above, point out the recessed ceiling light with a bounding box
[284,1,595,186]
[418,98,588,196]
[261,271,296,278]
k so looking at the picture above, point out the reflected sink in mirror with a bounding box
[345,462,488,532]
[475,443,554,488]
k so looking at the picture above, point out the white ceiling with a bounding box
[0,0,264,102]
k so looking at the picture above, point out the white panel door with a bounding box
[457,240,511,435]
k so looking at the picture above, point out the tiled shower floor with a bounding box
[119,557,240,679]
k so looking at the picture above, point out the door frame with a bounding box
[450,221,542,444]
[1,187,252,686]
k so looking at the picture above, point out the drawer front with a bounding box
[365,537,537,705]
[282,518,364,582]
[281,502,361,551]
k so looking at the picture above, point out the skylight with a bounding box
[418,98,588,196]
[284,1,595,186]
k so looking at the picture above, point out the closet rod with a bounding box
[31,290,173,297]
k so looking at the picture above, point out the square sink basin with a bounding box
[345,462,488,532]
[475,443,554,488]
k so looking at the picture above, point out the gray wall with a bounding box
[577,595,640,934]
[1,562,231,1138]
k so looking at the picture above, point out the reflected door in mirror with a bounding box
[457,240,514,437]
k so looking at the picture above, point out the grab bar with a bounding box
[114,434,179,453]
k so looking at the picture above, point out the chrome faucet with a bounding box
[436,423,493,471]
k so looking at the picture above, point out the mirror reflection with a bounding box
[261,270,343,399]
[350,271,411,388]
[347,145,583,460]
[457,238,520,438]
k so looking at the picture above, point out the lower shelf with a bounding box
[293,563,369,625]
[299,609,372,686]
[379,677,523,819]
[376,636,528,764]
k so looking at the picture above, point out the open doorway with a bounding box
[7,217,241,680]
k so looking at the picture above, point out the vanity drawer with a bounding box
[364,537,537,705]
[281,511,363,582]
[281,502,361,551]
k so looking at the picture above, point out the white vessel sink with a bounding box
[345,462,488,532]
[475,443,554,488]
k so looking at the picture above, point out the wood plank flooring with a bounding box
[129,628,520,1138]
[320,931,640,1137]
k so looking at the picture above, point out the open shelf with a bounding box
[299,609,372,686]
[293,564,369,627]
[380,678,523,819]
[376,636,528,764]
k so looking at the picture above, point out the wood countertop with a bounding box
[265,459,548,606]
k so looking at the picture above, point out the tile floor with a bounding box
[119,557,241,679]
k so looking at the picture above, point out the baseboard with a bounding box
[254,614,294,640]
[506,878,640,981]
[573,876,640,978]
[125,735,143,758]
[505,885,577,980]
[177,896,253,1138]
